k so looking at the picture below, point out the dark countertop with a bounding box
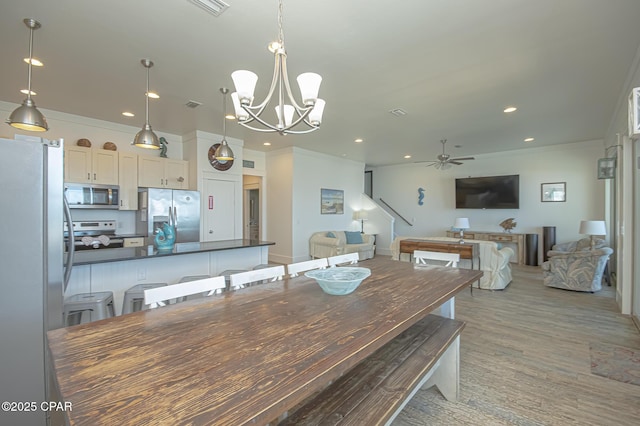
[69,239,275,266]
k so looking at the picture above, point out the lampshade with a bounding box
[454,217,470,229]
[579,220,606,236]
[353,210,369,221]
[296,72,322,106]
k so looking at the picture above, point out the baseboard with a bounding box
[632,314,640,333]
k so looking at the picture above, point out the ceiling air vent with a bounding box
[389,108,407,117]
[188,0,230,17]
[185,100,202,109]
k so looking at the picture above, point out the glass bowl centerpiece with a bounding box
[305,267,371,295]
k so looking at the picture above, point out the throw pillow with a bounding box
[326,232,336,238]
[576,238,592,251]
[345,231,363,244]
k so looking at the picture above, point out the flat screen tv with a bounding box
[455,175,519,209]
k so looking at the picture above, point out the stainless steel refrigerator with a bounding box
[136,188,201,244]
[0,136,67,426]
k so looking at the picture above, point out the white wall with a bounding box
[370,140,605,256]
[265,149,294,264]
[266,147,366,264]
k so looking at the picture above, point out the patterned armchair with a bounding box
[542,238,612,292]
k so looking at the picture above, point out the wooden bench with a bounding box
[279,314,466,426]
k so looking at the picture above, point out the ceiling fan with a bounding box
[417,139,475,170]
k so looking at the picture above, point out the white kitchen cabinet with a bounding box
[138,156,189,189]
[64,146,118,185]
[118,152,138,210]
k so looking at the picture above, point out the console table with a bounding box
[446,230,525,264]
[399,239,479,269]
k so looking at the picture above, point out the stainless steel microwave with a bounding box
[64,183,119,209]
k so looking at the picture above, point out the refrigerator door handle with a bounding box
[173,206,177,227]
[63,195,74,292]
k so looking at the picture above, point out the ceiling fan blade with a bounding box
[424,162,438,168]
[414,160,437,164]
[449,161,463,165]
[450,157,475,161]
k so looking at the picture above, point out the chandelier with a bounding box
[230,0,325,135]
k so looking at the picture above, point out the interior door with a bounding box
[203,178,236,241]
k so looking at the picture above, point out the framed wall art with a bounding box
[321,188,344,214]
[541,182,566,202]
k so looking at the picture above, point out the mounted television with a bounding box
[455,175,519,209]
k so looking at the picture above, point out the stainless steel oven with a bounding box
[64,183,119,209]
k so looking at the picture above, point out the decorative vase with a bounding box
[154,222,176,251]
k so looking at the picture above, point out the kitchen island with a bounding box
[48,257,482,425]
[65,239,274,315]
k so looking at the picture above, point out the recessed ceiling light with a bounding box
[354,138,363,143]
[524,137,535,142]
[503,106,517,113]
[23,57,43,67]
[147,91,159,99]
[404,155,411,159]
[122,112,135,117]
[263,142,271,146]
[20,89,36,96]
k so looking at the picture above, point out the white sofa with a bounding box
[309,231,375,260]
[390,236,514,290]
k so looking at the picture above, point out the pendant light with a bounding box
[132,59,160,149]
[7,18,48,132]
[214,88,234,161]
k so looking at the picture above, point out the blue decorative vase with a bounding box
[154,223,176,251]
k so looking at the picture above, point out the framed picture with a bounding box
[321,188,344,214]
[597,157,616,179]
[541,182,566,202]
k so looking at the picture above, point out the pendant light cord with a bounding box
[145,65,150,124]
[26,25,34,100]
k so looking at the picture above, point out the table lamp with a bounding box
[579,220,606,250]
[353,210,368,233]
[453,217,470,244]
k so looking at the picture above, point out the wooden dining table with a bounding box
[47,257,482,425]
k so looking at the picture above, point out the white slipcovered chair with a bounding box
[391,236,513,290]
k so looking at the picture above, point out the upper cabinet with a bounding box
[138,156,189,189]
[118,152,138,210]
[64,146,118,185]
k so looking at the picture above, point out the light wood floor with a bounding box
[393,264,640,426]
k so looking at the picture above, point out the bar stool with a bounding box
[63,291,115,326]
[252,263,280,270]
[218,269,248,290]
[122,283,168,314]
[177,275,212,301]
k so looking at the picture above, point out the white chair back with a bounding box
[413,250,460,267]
[287,258,329,277]
[229,265,286,290]
[328,253,359,267]
[144,276,226,309]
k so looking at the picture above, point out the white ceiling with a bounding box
[2,0,640,166]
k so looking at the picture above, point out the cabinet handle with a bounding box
[94,173,97,180]
[87,173,90,180]
[177,176,184,183]
[209,230,213,234]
